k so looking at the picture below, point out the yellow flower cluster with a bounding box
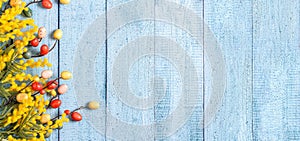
[3,94,35,127]
[0,49,15,71]
[3,94,69,141]
[26,59,52,68]
[42,113,69,132]
[0,1,37,45]
[0,1,40,76]
[6,111,69,141]
[0,0,75,140]
[12,58,52,71]
[0,57,52,93]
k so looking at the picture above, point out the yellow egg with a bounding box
[88,101,100,110]
[53,29,63,40]
[16,93,28,103]
[40,114,51,124]
[61,71,72,80]
[60,0,70,4]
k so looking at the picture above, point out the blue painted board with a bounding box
[253,0,300,140]
[204,0,253,140]
[106,0,156,140]
[153,0,204,140]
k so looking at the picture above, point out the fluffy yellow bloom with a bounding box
[0,1,72,140]
[0,2,37,45]
[3,94,69,140]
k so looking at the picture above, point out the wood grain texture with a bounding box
[154,0,203,140]
[106,1,155,140]
[204,0,253,140]
[253,0,300,140]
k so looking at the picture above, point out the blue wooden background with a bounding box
[30,0,300,140]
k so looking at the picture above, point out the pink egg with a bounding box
[41,70,53,79]
[58,84,68,94]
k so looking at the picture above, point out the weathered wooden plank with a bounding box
[204,0,253,140]
[105,0,155,140]
[25,0,59,140]
[59,0,106,140]
[253,0,300,140]
[153,0,204,140]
